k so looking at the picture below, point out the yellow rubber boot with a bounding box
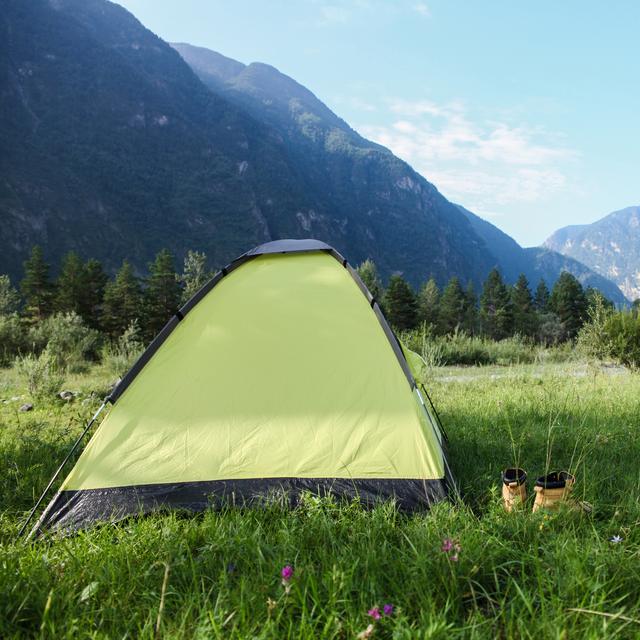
[501,468,527,512]
[533,471,575,512]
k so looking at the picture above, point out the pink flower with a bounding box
[367,606,381,620]
[281,565,294,582]
[383,603,394,616]
[441,538,453,552]
[450,553,459,562]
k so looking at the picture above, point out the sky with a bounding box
[116,0,639,247]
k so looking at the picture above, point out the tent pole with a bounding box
[18,398,108,540]
[419,382,450,443]
[415,386,460,500]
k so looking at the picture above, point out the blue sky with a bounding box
[116,0,638,247]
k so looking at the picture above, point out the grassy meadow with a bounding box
[1,358,639,638]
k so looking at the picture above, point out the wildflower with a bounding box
[281,564,294,594]
[367,606,381,620]
[610,535,623,544]
[383,603,394,616]
[357,623,375,639]
[442,538,461,561]
[226,562,236,574]
[266,597,277,616]
[281,565,293,581]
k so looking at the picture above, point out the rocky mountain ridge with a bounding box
[544,206,640,301]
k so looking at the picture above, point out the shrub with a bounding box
[576,292,614,360]
[28,312,100,372]
[602,311,640,368]
[0,313,26,367]
[14,349,65,399]
[536,312,565,346]
[101,321,144,378]
[578,303,640,368]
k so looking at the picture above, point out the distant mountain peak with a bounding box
[458,206,627,303]
[544,205,640,301]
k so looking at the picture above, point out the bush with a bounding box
[576,293,614,360]
[536,312,565,346]
[603,311,640,367]
[14,349,65,399]
[101,321,144,378]
[0,314,26,367]
[28,312,100,372]
[578,303,640,368]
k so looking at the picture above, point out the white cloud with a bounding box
[358,99,576,210]
[413,3,430,17]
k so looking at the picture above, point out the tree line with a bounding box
[3,246,211,341]
[356,259,611,343]
[0,246,612,359]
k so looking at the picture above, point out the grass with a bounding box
[400,329,576,367]
[1,360,640,638]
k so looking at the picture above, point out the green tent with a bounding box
[32,240,454,536]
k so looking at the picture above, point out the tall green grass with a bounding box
[1,361,639,638]
[401,329,576,367]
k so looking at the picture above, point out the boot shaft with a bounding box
[502,468,527,512]
[533,471,575,512]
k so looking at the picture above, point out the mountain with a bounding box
[172,43,628,303]
[0,0,330,280]
[0,0,496,289]
[0,0,626,304]
[544,206,640,302]
[459,207,628,303]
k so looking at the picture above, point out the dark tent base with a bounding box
[32,477,449,537]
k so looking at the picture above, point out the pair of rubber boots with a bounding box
[501,468,575,512]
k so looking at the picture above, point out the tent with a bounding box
[31,240,454,536]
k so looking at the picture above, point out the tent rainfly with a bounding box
[30,239,455,537]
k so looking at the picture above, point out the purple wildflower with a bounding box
[450,553,459,562]
[383,603,394,616]
[281,565,294,581]
[367,606,381,620]
[441,538,453,552]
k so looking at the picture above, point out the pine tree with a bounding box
[20,246,54,322]
[102,260,143,337]
[382,275,417,330]
[549,272,588,339]
[55,251,85,314]
[438,277,466,334]
[144,249,181,340]
[181,250,211,304]
[0,275,21,316]
[480,268,513,340]
[462,281,478,334]
[511,274,538,337]
[357,259,383,301]
[417,278,440,328]
[534,279,550,312]
[80,259,109,329]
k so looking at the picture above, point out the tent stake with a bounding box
[18,398,109,540]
